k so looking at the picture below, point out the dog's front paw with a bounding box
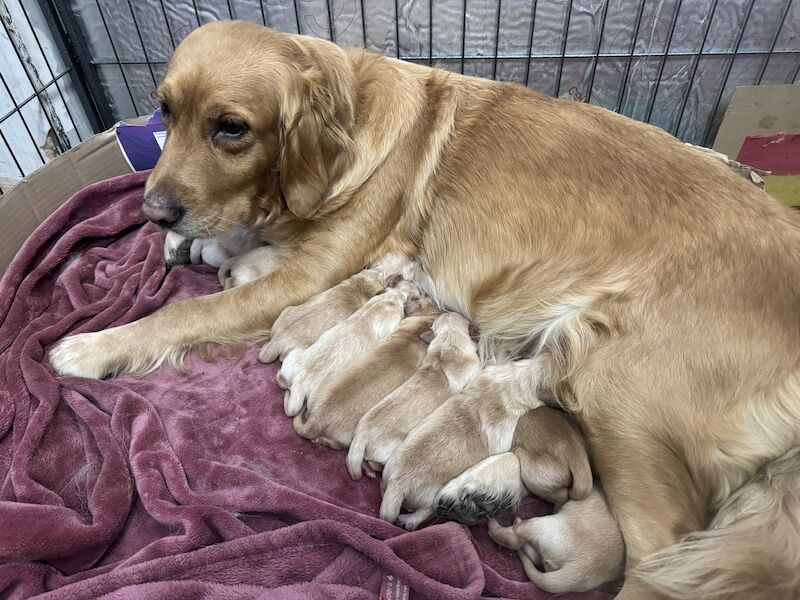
[48,331,124,379]
[163,230,193,267]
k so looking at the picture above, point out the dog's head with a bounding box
[144,21,356,238]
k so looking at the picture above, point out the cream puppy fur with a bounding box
[488,486,624,593]
[260,254,415,363]
[277,280,420,418]
[292,300,439,449]
[380,358,547,530]
[436,406,593,521]
[347,311,480,479]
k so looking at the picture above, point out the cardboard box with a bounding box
[713,85,800,160]
[0,114,162,275]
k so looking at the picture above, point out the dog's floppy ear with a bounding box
[420,329,435,344]
[279,43,355,219]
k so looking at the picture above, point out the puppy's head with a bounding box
[144,21,356,238]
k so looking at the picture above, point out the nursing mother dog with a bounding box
[48,21,800,599]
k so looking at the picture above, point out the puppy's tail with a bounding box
[636,446,800,600]
[346,434,367,480]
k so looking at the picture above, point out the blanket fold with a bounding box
[0,173,611,600]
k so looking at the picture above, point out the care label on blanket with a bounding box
[379,574,410,600]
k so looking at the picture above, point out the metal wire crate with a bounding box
[1,0,798,191]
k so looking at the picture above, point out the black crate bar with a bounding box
[615,0,647,114]
[15,0,83,143]
[37,0,111,131]
[701,0,757,147]
[584,0,610,104]
[673,0,720,138]
[755,0,792,85]
[644,0,684,124]
[1,2,67,152]
[553,0,574,97]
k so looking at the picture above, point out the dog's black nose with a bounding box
[142,192,185,228]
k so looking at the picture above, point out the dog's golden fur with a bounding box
[48,21,800,597]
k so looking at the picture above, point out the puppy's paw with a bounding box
[163,231,192,267]
[396,508,433,531]
[259,339,281,364]
[49,330,126,379]
[435,453,523,524]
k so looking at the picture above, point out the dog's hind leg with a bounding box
[574,391,707,599]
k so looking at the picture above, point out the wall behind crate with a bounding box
[1,0,799,190]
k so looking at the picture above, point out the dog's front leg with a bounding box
[48,235,364,379]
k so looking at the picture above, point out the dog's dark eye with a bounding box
[216,120,247,140]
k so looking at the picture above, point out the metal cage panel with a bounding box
[0,0,798,188]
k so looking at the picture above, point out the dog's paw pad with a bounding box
[436,487,518,524]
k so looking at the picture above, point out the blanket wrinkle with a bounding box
[0,172,612,600]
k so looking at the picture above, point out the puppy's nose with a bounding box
[142,192,185,228]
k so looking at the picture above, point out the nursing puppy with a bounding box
[260,254,415,363]
[347,312,480,479]
[380,358,546,530]
[436,406,593,520]
[488,486,624,593]
[292,299,439,449]
[277,280,420,418]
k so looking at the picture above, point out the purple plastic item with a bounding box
[115,109,166,172]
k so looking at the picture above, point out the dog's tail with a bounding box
[636,446,800,600]
[346,433,367,480]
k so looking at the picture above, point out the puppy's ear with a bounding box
[420,329,435,344]
[279,44,355,219]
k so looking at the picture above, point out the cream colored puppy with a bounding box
[277,280,421,418]
[347,311,480,479]
[380,358,547,530]
[292,300,440,449]
[218,245,284,289]
[259,254,415,363]
[435,406,593,522]
[163,226,264,268]
[487,486,624,593]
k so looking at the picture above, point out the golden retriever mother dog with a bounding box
[48,21,800,599]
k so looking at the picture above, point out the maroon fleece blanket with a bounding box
[0,173,614,600]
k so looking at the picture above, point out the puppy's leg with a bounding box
[436,453,526,521]
[487,517,526,549]
[163,230,192,267]
[396,508,434,531]
[49,229,365,378]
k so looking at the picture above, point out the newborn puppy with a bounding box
[380,358,547,530]
[259,254,415,363]
[347,312,480,479]
[163,225,264,268]
[487,486,624,593]
[277,280,421,418]
[435,406,593,521]
[218,245,284,289]
[292,300,440,449]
